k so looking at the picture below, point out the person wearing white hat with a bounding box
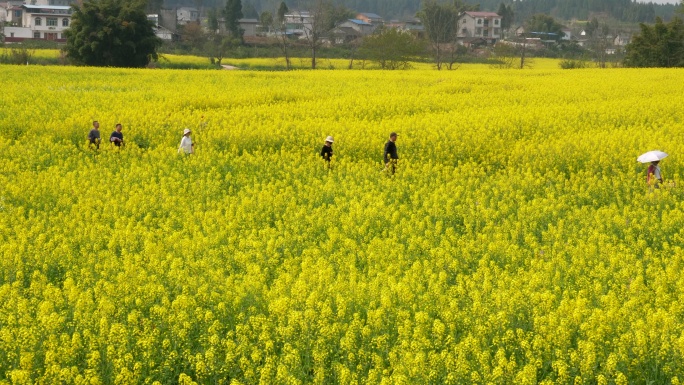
[647,160,663,187]
[320,136,334,165]
[178,128,194,155]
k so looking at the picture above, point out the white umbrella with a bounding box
[637,150,668,163]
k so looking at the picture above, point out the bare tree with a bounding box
[586,18,612,68]
[301,0,351,69]
[420,1,458,70]
[272,1,292,70]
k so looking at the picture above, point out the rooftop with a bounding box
[463,11,500,17]
[22,4,71,10]
[359,12,382,19]
[348,19,372,26]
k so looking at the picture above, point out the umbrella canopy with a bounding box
[637,150,668,163]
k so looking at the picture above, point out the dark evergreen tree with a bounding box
[624,17,684,67]
[65,0,161,67]
[224,0,244,38]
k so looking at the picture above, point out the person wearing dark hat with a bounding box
[320,136,334,165]
[383,132,398,175]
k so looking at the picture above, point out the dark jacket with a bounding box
[320,145,333,161]
[384,140,398,163]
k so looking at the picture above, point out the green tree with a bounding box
[359,27,426,69]
[208,7,220,33]
[524,13,565,41]
[497,3,514,38]
[65,0,161,67]
[224,0,243,39]
[205,34,240,66]
[271,1,291,70]
[260,11,273,33]
[277,1,288,25]
[624,17,684,67]
[180,22,208,53]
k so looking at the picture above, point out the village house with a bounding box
[614,34,631,47]
[3,3,72,42]
[330,25,361,44]
[238,18,258,37]
[386,18,424,37]
[338,18,374,36]
[355,12,383,27]
[457,11,501,45]
[284,10,312,38]
[176,7,198,25]
[147,14,175,41]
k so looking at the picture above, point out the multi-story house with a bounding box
[284,10,312,38]
[4,3,72,42]
[177,7,199,25]
[457,11,501,45]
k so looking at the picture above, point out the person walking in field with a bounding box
[110,123,125,147]
[638,150,668,189]
[320,136,334,166]
[647,160,664,187]
[383,132,399,175]
[178,128,194,155]
[87,120,101,149]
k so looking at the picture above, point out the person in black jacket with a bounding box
[110,123,124,147]
[383,132,398,174]
[320,136,334,165]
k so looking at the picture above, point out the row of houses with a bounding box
[279,10,503,45]
[0,1,531,47]
[1,1,631,51]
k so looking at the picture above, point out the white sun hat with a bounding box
[325,136,334,143]
[183,128,192,135]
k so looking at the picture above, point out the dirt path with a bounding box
[221,65,239,70]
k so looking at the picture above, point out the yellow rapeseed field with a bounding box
[1,63,684,384]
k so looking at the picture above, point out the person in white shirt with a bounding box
[178,128,194,155]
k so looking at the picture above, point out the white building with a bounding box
[147,14,175,41]
[4,4,71,42]
[457,11,501,44]
[284,10,312,38]
[177,7,199,25]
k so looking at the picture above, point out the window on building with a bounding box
[483,29,488,37]
[476,27,482,36]
[47,18,57,26]
[495,19,500,25]
[62,18,69,26]
[35,17,42,26]
[477,19,482,25]
[10,32,15,37]
[461,28,467,34]
[494,28,500,35]
[14,10,21,18]
[34,31,41,38]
